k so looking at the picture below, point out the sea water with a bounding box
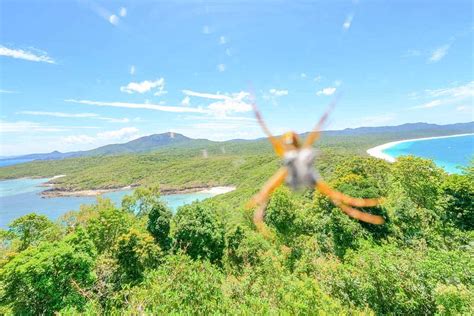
[0,178,216,228]
[382,134,473,174]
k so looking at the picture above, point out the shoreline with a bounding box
[41,184,236,198]
[366,133,474,163]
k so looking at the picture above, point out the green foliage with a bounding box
[442,174,474,230]
[0,240,96,315]
[122,254,224,314]
[84,198,134,254]
[0,134,473,314]
[391,156,444,209]
[147,200,172,250]
[7,213,60,251]
[173,203,225,264]
[114,228,162,283]
[122,185,162,216]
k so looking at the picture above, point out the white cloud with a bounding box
[62,127,139,145]
[428,44,450,63]
[130,65,135,75]
[119,7,127,17]
[334,80,342,87]
[219,36,227,44]
[217,64,226,72]
[120,78,166,95]
[343,14,354,31]
[411,81,474,110]
[0,45,55,64]
[456,105,472,112]
[425,81,474,98]
[182,90,252,116]
[411,99,442,109]
[181,96,191,106]
[18,110,131,123]
[316,87,336,96]
[0,89,18,94]
[109,14,119,25]
[18,111,98,118]
[182,90,228,100]
[0,120,66,133]
[269,89,288,97]
[65,99,207,113]
[300,73,307,79]
[313,75,322,82]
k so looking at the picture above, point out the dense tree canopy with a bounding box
[0,154,472,314]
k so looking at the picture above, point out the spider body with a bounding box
[283,148,318,190]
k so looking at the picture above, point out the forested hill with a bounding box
[2,122,473,162]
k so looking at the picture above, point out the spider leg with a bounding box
[316,180,382,207]
[248,167,288,208]
[250,95,285,156]
[303,96,339,148]
[331,199,385,225]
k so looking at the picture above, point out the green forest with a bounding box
[0,134,473,314]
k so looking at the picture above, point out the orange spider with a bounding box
[248,97,385,233]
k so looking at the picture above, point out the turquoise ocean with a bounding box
[0,178,216,228]
[382,134,473,174]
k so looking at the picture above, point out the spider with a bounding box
[248,97,385,233]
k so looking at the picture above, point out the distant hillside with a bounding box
[2,132,195,162]
[2,122,473,163]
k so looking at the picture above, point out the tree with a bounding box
[114,228,162,283]
[173,203,225,264]
[85,199,134,254]
[147,202,172,250]
[122,185,162,216]
[391,156,444,210]
[7,213,60,251]
[442,174,474,230]
[0,240,96,315]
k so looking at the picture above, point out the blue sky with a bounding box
[0,0,473,155]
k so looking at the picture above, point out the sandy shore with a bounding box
[367,133,474,163]
[41,184,236,198]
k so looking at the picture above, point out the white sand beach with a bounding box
[366,133,474,163]
[199,186,236,195]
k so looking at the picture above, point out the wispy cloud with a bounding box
[0,45,55,64]
[181,96,191,106]
[120,78,166,95]
[0,120,98,133]
[182,90,252,115]
[316,87,336,96]
[219,36,227,44]
[65,99,207,113]
[61,127,139,145]
[411,100,442,109]
[456,105,472,113]
[202,25,212,34]
[109,14,119,25]
[217,64,226,72]
[0,89,18,94]
[269,89,288,97]
[18,111,98,118]
[343,14,354,31]
[411,81,474,110]
[428,44,450,63]
[119,7,127,17]
[18,110,130,123]
[129,65,135,75]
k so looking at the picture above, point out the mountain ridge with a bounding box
[3,122,473,161]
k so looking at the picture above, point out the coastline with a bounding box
[41,184,236,198]
[366,133,474,163]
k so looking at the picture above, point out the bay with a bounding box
[382,134,473,173]
[0,178,217,228]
